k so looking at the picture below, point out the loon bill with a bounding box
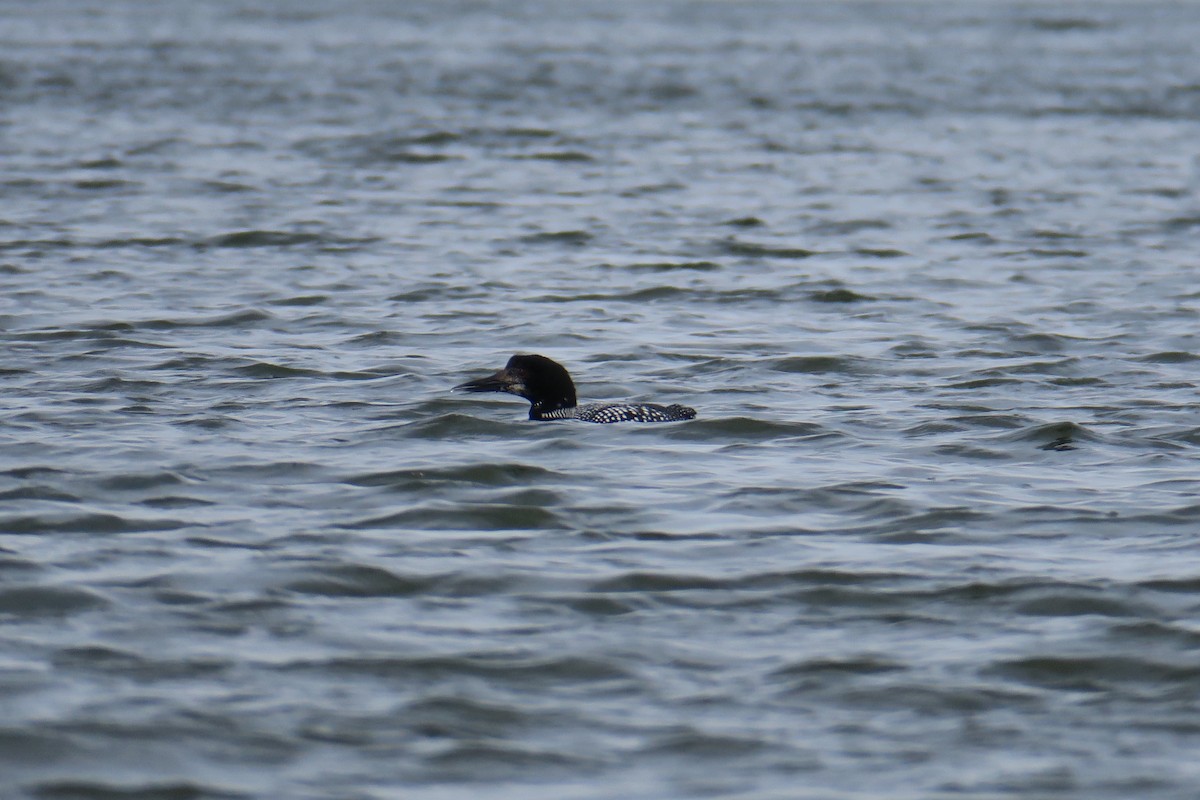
[454,354,697,423]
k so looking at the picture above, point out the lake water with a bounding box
[3,1,1200,798]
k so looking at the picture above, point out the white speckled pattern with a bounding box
[573,403,697,423]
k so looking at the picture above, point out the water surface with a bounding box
[3,1,1200,798]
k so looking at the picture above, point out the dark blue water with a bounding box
[3,1,1200,798]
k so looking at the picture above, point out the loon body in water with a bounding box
[455,354,697,423]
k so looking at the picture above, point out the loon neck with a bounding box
[530,399,577,420]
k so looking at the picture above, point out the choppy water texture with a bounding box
[3,1,1200,798]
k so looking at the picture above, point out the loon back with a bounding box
[543,402,698,423]
[454,354,697,424]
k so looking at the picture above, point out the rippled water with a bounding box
[4,1,1200,798]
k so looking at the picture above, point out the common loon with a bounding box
[454,354,697,423]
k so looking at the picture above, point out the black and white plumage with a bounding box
[454,354,697,424]
[539,402,698,423]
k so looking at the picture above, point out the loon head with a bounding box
[454,354,578,418]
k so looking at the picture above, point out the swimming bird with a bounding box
[454,354,697,423]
